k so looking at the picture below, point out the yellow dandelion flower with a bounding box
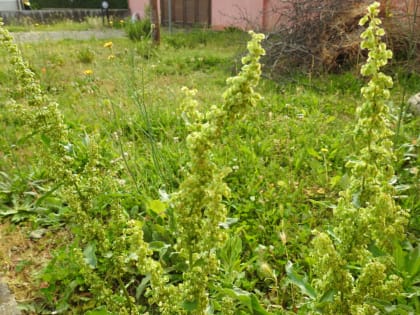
[119,20,124,24]
[107,54,115,60]
[103,41,113,48]
[84,69,93,75]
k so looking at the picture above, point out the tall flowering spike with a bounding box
[0,22,67,141]
[153,31,265,315]
[310,2,407,314]
[345,0,408,250]
[222,31,265,120]
[0,21,71,178]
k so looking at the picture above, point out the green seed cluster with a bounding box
[311,3,408,314]
[152,31,265,315]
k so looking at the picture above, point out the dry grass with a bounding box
[0,222,70,302]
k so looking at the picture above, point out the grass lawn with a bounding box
[0,19,419,314]
[5,17,117,32]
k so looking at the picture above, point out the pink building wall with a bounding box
[127,0,417,31]
[211,0,263,30]
[128,0,152,20]
[127,0,283,31]
[212,0,288,31]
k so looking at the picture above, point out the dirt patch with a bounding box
[0,281,20,315]
[0,222,70,305]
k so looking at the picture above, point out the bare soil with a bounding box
[0,222,70,306]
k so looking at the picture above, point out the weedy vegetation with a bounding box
[0,2,419,314]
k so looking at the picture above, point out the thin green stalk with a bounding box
[108,97,142,195]
[128,47,173,189]
[117,276,134,314]
[394,86,407,148]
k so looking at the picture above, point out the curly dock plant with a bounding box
[0,22,165,314]
[152,31,265,315]
[310,2,408,314]
[0,21,69,174]
[2,22,265,313]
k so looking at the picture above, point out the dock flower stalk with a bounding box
[310,3,408,314]
[151,31,265,315]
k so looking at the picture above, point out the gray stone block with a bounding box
[407,93,420,116]
[0,282,20,315]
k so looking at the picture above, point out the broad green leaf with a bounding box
[40,134,51,146]
[149,241,167,250]
[136,274,151,300]
[34,182,62,206]
[182,299,199,311]
[285,261,317,300]
[351,191,361,208]
[149,241,171,257]
[147,199,167,214]
[0,209,18,217]
[218,217,239,229]
[219,234,242,268]
[54,300,70,314]
[82,134,90,146]
[222,288,273,314]
[86,307,112,315]
[222,288,253,312]
[250,294,273,315]
[318,289,336,303]
[307,147,322,160]
[393,241,406,271]
[83,243,97,269]
[407,245,420,278]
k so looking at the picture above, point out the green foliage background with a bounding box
[31,0,128,9]
[0,2,419,313]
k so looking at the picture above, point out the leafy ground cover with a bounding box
[0,7,419,314]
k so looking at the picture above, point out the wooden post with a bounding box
[168,0,172,33]
[262,0,268,31]
[150,0,160,45]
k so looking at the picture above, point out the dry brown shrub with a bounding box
[263,0,420,76]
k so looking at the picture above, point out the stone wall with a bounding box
[0,9,129,24]
[0,282,20,315]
